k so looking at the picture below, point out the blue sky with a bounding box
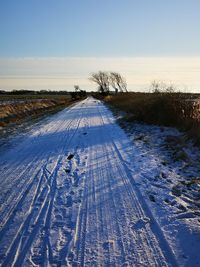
[0,0,200,91]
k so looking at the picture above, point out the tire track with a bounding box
[98,102,178,267]
[0,98,179,266]
[0,102,85,266]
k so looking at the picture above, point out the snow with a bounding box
[0,97,199,266]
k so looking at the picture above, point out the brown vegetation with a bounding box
[104,92,200,145]
[0,96,74,127]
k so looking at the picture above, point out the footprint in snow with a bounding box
[149,194,156,202]
[55,214,63,221]
[66,195,73,207]
[68,252,74,262]
[132,217,150,231]
[67,154,74,160]
[65,168,70,173]
[102,240,115,250]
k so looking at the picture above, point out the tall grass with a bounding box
[0,96,76,127]
[104,92,200,145]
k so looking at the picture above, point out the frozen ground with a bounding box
[0,97,199,266]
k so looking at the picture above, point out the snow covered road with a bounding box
[0,97,178,266]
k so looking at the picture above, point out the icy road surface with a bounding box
[0,98,178,266]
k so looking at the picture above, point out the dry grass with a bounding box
[0,96,76,127]
[0,94,71,102]
[104,92,200,145]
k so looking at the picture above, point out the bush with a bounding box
[104,92,200,145]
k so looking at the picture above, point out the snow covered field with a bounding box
[0,97,199,266]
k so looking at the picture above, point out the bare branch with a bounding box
[110,72,127,92]
[89,71,110,93]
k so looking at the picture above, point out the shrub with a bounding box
[104,91,200,145]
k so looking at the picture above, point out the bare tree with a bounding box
[150,80,176,93]
[89,71,110,93]
[74,85,80,92]
[109,72,127,93]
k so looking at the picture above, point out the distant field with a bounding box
[0,94,74,127]
[0,94,71,102]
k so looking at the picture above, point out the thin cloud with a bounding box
[0,57,200,92]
